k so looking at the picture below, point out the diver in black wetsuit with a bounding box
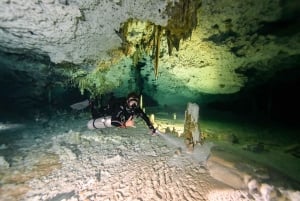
[87,92,156,134]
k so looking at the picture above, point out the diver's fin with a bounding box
[70,99,89,110]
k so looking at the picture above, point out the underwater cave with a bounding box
[0,0,299,200]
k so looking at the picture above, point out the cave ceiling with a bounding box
[0,0,299,106]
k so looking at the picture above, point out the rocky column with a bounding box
[183,102,201,151]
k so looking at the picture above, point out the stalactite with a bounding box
[118,18,132,56]
[154,25,162,79]
[116,0,200,79]
[165,0,200,55]
[151,25,157,61]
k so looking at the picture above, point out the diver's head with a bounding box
[126,92,139,109]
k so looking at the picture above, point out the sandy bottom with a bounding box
[0,112,299,201]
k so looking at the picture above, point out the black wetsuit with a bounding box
[91,98,154,130]
[111,103,154,129]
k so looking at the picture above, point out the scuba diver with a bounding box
[87,92,156,134]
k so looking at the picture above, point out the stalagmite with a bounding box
[183,102,201,151]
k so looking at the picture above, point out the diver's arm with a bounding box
[136,108,155,130]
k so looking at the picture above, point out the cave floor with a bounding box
[0,109,299,201]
